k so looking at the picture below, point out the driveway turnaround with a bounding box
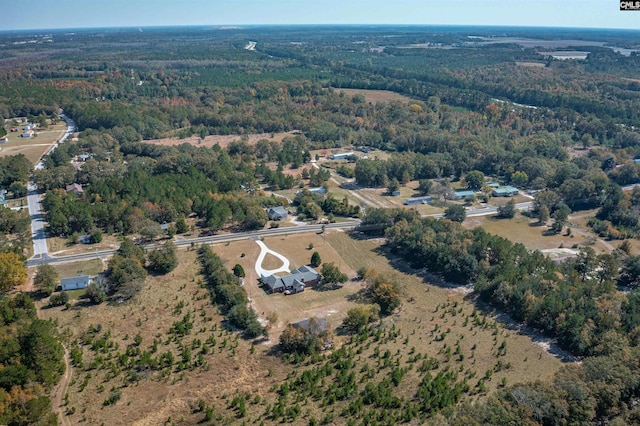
[254,240,291,278]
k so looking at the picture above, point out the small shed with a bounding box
[20,130,34,138]
[309,187,327,194]
[61,275,91,291]
[267,206,288,221]
[492,186,519,197]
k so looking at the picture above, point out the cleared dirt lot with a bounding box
[334,88,414,104]
[143,130,299,149]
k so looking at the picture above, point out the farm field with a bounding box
[38,231,564,425]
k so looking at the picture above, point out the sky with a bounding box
[1,0,639,31]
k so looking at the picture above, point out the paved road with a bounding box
[26,221,360,267]
[27,112,76,263]
[26,199,536,268]
[27,183,49,260]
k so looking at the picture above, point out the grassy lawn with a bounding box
[47,235,121,256]
[52,259,105,280]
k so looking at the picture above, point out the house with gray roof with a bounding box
[267,206,288,221]
[61,275,92,291]
[262,265,320,294]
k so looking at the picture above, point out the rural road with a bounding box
[27,112,76,264]
[27,183,49,260]
[26,198,537,268]
[27,220,361,267]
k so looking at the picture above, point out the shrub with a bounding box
[49,292,69,307]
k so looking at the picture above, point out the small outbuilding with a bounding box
[20,130,34,138]
[267,206,288,221]
[61,275,92,291]
[309,187,327,194]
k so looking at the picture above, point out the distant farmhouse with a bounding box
[262,265,320,294]
[309,187,327,194]
[404,196,432,205]
[451,190,476,200]
[492,186,519,197]
[20,130,34,138]
[267,206,288,221]
[61,275,92,291]
[66,183,84,196]
[328,151,355,160]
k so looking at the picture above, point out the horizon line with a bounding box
[2,23,640,33]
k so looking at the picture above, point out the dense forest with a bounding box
[0,294,64,425]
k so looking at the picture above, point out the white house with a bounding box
[60,275,92,291]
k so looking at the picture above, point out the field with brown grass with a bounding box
[0,122,67,164]
[466,212,613,253]
[40,230,565,425]
[143,131,299,149]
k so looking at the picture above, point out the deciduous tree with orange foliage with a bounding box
[0,252,26,292]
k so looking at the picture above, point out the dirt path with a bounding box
[27,274,73,425]
[50,345,72,426]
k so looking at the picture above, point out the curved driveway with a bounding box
[254,240,290,278]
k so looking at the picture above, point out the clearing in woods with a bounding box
[40,232,564,425]
[0,121,68,164]
[334,88,415,104]
[142,130,299,149]
[466,212,613,253]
